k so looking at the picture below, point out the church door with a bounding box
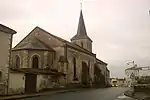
[25,73,37,93]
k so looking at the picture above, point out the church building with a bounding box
[3,10,110,94]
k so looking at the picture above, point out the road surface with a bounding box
[21,87,130,100]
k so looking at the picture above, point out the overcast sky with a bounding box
[1,0,150,78]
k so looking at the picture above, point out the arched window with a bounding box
[73,57,76,80]
[32,55,39,68]
[15,55,20,68]
[81,42,83,48]
[0,71,2,81]
[88,61,90,74]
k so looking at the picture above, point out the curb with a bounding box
[0,89,81,100]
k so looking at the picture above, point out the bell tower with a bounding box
[71,10,92,52]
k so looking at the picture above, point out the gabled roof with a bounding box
[0,24,16,34]
[35,27,95,56]
[13,37,54,51]
[71,10,92,42]
[14,26,95,56]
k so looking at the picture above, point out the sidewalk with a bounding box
[0,88,84,100]
[124,89,150,100]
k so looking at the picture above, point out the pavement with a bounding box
[116,94,136,100]
[124,88,150,100]
[18,87,131,100]
[0,88,84,100]
[128,92,150,100]
[0,87,135,100]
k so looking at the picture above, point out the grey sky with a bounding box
[1,0,150,78]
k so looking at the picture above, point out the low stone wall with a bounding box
[124,86,150,100]
[134,84,150,93]
[9,88,24,95]
[37,75,66,92]
[8,73,25,95]
[0,83,6,95]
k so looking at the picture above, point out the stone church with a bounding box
[6,10,110,94]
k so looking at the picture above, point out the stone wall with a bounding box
[8,73,66,94]
[53,47,64,69]
[37,75,66,92]
[71,39,92,52]
[0,31,12,95]
[12,50,27,68]
[96,62,110,87]
[8,73,25,95]
[67,47,96,85]
[12,50,54,69]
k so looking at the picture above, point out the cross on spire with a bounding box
[80,0,83,10]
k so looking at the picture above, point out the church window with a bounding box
[0,71,2,82]
[73,57,77,80]
[88,61,90,74]
[32,55,39,68]
[81,42,83,48]
[15,55,20,68]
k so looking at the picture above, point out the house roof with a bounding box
[13,38,54,51]
[71,10,92,42]
[0,24,16,34]
[96,58,108,65]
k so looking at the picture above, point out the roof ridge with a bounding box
[0,24,17,34]
[13,26,38,48]
[36,37,54,51]
[36,26,69,43]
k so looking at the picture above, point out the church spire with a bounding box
[71,9,92,42]
[71,3,92,51]
[77,10,87,36]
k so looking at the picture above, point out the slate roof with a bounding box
[36,27,96,56]
[13,38,54,51]
[96,58,108,65]
[71,10,92,42]
[0,24,16,34]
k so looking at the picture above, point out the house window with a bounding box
[15,55,20,68]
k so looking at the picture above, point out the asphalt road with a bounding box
[21,87,129,100]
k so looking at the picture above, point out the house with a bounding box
[0,10,110,95]
[0,24,16,94]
